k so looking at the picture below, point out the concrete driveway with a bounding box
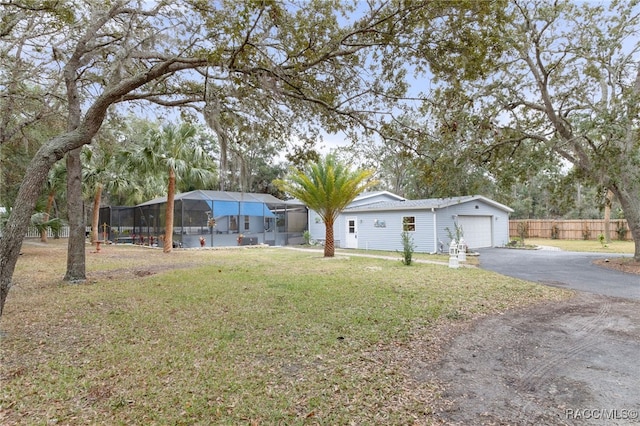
[476,247,640,300]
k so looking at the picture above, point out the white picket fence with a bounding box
[24,226,71,238]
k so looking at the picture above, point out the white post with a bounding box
[458,238,466,262]
[448,239,459,269]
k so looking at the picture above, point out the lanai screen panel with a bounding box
[98,206,135,241]
[180,198,211,235]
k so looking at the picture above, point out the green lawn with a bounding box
[523,238,636,253]
[1,241,570,425]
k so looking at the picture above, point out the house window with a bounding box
[402,216,416,232]
[244,216,250,230]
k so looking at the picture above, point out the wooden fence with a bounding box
[509,219,632,241]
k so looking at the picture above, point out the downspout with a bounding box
[432,207,437,254]
[209,200,213,247]
[285,203,289,245]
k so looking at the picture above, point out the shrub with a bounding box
[445,223,464,242]
[400,231,415,266]
[517,221,528,246]
[598,233,608,248]
[506,240,520,248]
[303,230,311,245]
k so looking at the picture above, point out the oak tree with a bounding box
[424,0,640,260]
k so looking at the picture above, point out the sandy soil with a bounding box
[429,292,640,425]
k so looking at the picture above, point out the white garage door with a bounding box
[457,216,492,248]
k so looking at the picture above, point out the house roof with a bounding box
[345,195,514,213]
[136,190,285,207]
[352,190,406,203]
[297,191,405,212]
[283,198,307,206]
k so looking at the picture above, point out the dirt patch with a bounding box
[593,257,640,275]
[428,293,640,425]
[88,263,195,281]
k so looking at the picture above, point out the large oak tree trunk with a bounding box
[64,147,86,281]
[611,185,640,262]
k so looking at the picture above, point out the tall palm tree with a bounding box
[276,155,376,257]
[126,122,217,252]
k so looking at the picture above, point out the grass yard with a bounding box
[293,246,480,266]
[523,237,636,253]
[1,239,570,425]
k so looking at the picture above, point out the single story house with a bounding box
[307,193,513,253]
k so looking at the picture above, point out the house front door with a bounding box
[345,217,358,248]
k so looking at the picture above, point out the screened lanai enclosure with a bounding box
[98,190,307,248]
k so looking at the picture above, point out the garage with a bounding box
[457,215,493,248]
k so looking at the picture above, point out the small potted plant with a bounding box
[199,236,206,247]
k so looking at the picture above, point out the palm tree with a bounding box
[82,138,132,244]
[276,155,376,257]
[109,172,166,207]
[126,121,217,252]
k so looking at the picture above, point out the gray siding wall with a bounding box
[335,214,346,248]
[308,210,326,242]
[308,210,345,247]
[350,210,436,253]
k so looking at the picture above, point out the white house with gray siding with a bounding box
[307,194,513,252]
